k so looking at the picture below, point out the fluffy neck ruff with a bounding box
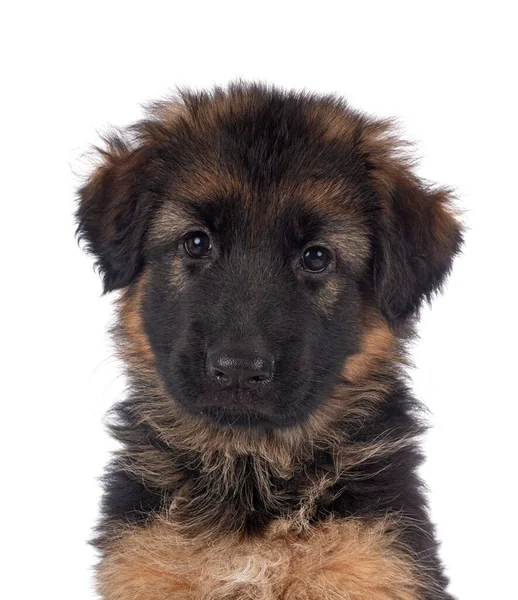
[105,283,423,539]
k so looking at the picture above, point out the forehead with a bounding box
[147,91,372,259]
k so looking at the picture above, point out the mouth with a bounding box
[168,371,317,430]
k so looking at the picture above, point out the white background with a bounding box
[2,2,517,598]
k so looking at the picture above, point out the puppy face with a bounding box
[143,178,369,429]
[77,84,462,430]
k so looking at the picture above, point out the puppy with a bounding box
[77,83,462,600]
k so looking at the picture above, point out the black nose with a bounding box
[206,348,274,389]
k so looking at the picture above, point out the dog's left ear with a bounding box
[359,121,463,322]
[76,135,159,293]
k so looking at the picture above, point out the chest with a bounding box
[97,517,424,600]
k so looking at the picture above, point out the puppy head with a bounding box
[77,84,462,430]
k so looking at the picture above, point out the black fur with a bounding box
[77,83,462,599]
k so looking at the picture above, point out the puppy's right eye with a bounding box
[184,231,212,258]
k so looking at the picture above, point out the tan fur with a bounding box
[355,119,410,201]
[148,175,371,269]
[114,278,411,515]
[315,276,341,313]
[111,360,410,500]
[178,163,250,206]
[147,170,249,249]
[343,309,398,383]
[97,516,426,600]
[354,118,461,269]
[305,101,358,144]
[115,273,168,397]
[117,273,155,369]
[146,202,194,249]
[81,86,458,600]
[277,178,371,268]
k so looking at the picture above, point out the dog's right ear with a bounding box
[76,135,159,293]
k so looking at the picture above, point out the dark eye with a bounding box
[184,231,212,258]
[301,246,330,272]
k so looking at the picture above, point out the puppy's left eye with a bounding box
[184,231,212,258]
[301,246,330,272]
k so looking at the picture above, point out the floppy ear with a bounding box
[360,121,463,322]
[76,135,159,293]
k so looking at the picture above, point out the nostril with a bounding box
[213,370,230,384]
[207,364,231,384]
[248,374,271,384]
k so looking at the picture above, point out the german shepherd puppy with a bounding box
[77,83,462,600]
